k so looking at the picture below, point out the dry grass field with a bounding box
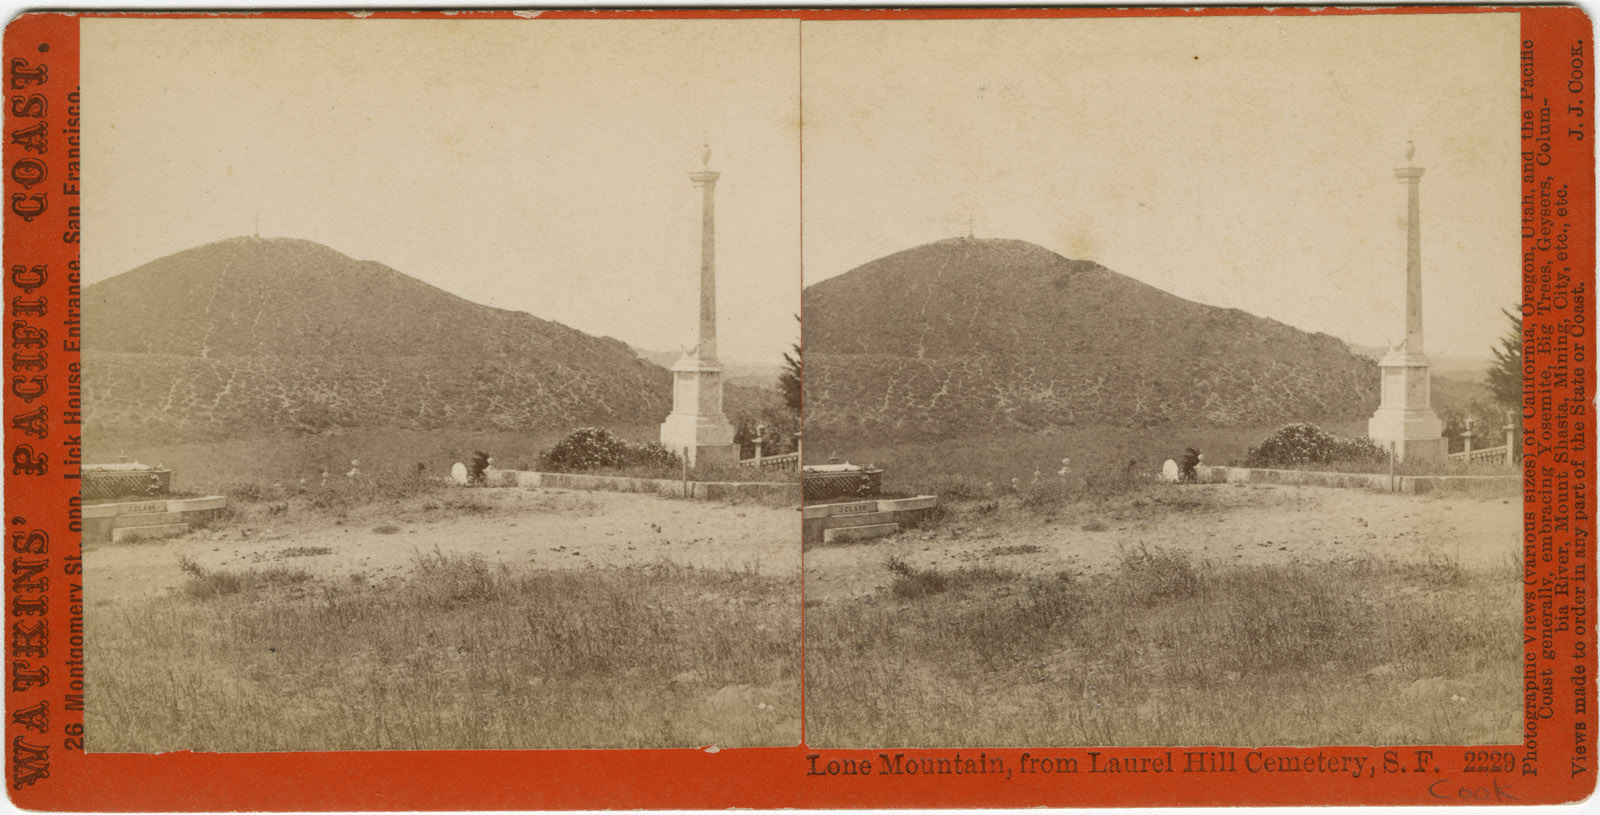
[86,421,1518,752]
[86,482,799,752]
[803,480,1521,748]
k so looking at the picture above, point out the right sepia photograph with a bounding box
[799,14,1523,747]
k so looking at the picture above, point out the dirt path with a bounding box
[91,482,1519,610]
[804,483,1520,602]
[88,487,798,604]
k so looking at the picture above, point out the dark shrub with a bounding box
[540,428,630,471]
[538,427,684,473]
[886,556,1016,600]
[1113,545,1202,606]
[629,441,682,469]
[1243,423,1386,468]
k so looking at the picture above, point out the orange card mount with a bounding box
[4,6,1596,810]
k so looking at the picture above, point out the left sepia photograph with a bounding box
[78,17,802,751]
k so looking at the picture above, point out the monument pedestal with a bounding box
[1367,350,1445,463]
[660,354,737,468]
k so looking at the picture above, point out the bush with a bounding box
[629,441,682,469]
[176,555,310,600]
[537,427,684,473]
[539,427,629,471]
[886,556,1016,600]
[410,548,505,608]
[1113,545,1202,606]
[1243,423,1386,468]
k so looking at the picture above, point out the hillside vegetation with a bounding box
[803,238,1379,436]
[83,236,774,440]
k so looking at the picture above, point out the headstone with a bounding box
[1161,459,1179,482]
[450,462,469,485]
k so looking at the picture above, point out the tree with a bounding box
[1487,306,1524,458]
[780,313,802,413]
[1487,306,1522,410]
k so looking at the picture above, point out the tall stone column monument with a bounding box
[1367,143,1445,462]
[660,146,738,468]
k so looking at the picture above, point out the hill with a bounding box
[803,237,1381,435]
[83,237,692,439]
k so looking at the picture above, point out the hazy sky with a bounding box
[85,13,1519,365]
[801,14,1520,360]
[83,18,800,365]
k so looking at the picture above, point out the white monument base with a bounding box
[1367,350,1445,464]
[661,353,738,468]
[660,414,737,468]
[1367,411,1447,463]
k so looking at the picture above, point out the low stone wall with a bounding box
[1202,466,1518,494]
[509,471,797,503]
[1201,466,1393,490]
